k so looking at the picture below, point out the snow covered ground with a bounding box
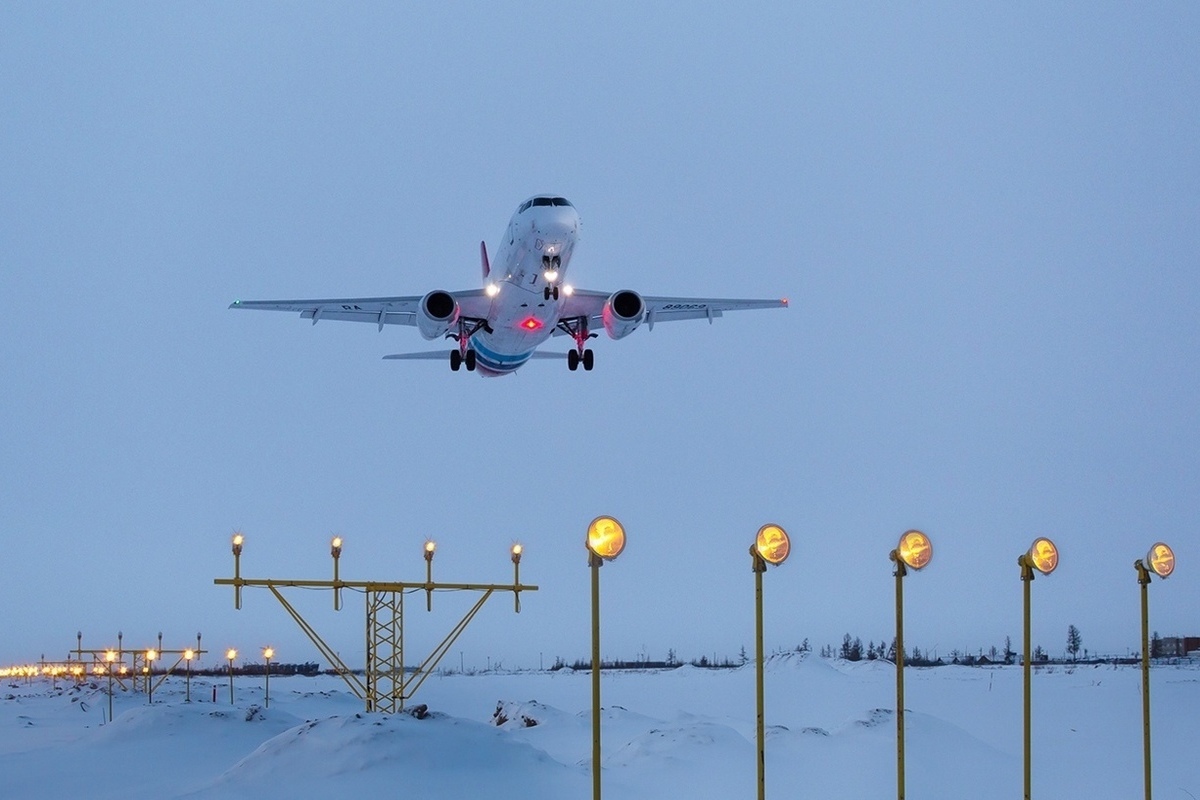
[2,655,1197,799]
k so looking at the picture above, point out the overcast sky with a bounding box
[3,3,1197,670]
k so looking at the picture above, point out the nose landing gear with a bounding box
[541,255,562,300]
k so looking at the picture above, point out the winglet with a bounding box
[480,240,490,280]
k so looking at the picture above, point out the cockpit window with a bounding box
[521,196,573,213]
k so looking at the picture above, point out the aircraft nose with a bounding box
[540,207,578,234]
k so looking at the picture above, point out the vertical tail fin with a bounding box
[480,240,490,280]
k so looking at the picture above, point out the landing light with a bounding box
[486,283,500,298]
[544,270,559,282]
[562,285,575,297]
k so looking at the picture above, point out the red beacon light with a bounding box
[520,316,544,331]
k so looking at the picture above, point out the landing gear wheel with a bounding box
[567,349,580,371]
[552,286,559,300]
[544,286,552,301]
[465,349,477,371]
[450,350,462,371]
[582,349,594,371]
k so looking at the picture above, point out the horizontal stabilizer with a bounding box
[382,351,452,361]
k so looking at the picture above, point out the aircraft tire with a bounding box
[583,349,594,371]
[568,350,579,371]
[465,350,477,371]
[450,350,462,371]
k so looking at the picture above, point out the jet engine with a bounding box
[416,290,460,340]
[601,290,646,340]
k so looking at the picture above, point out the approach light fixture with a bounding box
[511,543,523,562]
[586,516,626,561]
[146,649,158,704]
[1147,542,1175,579]
[331,536,344,611]
[896,529,932,571]
[232,533,244,555]
[1025,537,1059,576]
[750,523,790,800]
[586,514,626,800]
[226,648,237,705]
[753,524,791,567]
[424,540,437,611]
[889,528,933,800]
[1135,540,1176,800]
[263,647,275,708]
[184,648,195,703]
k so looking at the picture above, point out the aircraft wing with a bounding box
[556,290,787,333]
[229,290,491,330]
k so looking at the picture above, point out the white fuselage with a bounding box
[470,197,581,375]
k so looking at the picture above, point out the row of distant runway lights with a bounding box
[1,637,281,722]
[1,523,1180,800]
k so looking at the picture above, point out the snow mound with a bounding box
[188,712,587,797]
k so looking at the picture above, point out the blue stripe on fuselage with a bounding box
[470,337,533,374]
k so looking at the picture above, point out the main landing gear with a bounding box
[448,318,490,372]
[449,348,476,372]
[557,316,596,372]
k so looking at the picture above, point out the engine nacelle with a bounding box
[601,290,645,340]
[416,290,460,340]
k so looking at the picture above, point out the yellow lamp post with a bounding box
[183,649,195,703]
[263,647,274,708]
[424,540,436,611]
[331,536,343,611]
[105,649,117,722]
[1018,536,1058,800]
[232,533,245,610]
[889,529,932,800]
[750,524,790,800]
[1135,541,1175,800]
[146,650,158,704]
[586,515,626,800]
[512,544,524,612]
[226,648,237,704]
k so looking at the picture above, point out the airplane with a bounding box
[230,195,787,376]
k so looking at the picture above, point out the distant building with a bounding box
[1159,636,1200,657]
